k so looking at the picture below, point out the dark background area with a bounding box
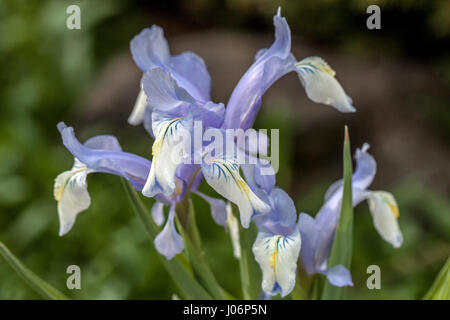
[0,0,449,299]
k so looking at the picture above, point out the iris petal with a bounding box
[295,56,355,113]
[154,204,184,260]
[252,230,301,297]
[202,156,270,228]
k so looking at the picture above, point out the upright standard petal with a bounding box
[53,159,91,236]
[366,191,403,248]
[130,26,211,102]
[252,230,301,297]
[295,56,355,113]
[224,10,295,129]
[202,155,270,228]
[154,204,184,260]
[142,114,192,197]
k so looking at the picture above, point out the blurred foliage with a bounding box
[0,0,449,299]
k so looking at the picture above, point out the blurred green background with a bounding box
[0,0,449,299]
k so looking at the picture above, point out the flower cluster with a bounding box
[54,8,402,298]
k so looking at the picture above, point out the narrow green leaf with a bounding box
[237,207,261,300]
[121,179,212,300]
[423,256,450,300]
[321,126,354,300]
[0,241,69,300]
[176,199,230,300]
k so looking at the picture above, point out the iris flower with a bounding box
[54,8,355,262]
[298,143,403,286]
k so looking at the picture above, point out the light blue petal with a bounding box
[353,143,376,191]
[154,204,184,260]
[152,201,165,226]
[57,122,151,191]
[298,213,318,275]
[131,26,211,102]
[323,265,353,287]
[223,10,296,129]
[168,51,211,102]
[130,26,170,71]
[195,191,227,227]
[142,68,194,113]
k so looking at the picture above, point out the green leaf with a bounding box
[121,179,212,300]
[321,126,353,300]
[175,199,230,300]
[423,256,450,300]
[236,206,261,300]
[0,241,69,300]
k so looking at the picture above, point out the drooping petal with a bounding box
[152,201,165,226]
[252,230,301,297]
[195,191,227,227]
[57,122,152,191]
[323,265,353,287]
[53,159,91,236]
[295,56,355,113]
[202,156,270,228]
[366,191,403,248]
[154,204,184,260]
[128,87,148,125]
[142,114,192,197]
[226,202,241,259]
[224,9,296,129]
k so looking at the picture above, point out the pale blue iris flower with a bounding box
[55,8,357,263]
[298,144,403,287]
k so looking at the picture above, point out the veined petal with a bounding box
[295,56,355,113]
[128,87,148,126]
[142,115,191,197]
[152,201,165,226]
[226,202,241,259]
[366,191,403,248]
[195,191,227,227]
[202,156,270,228]
[154,204,184,260]
[252,230,301,297]
[53,160,91,236]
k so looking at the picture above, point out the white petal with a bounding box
[142,117,190,197]
[295,56,355,113]
[53,160,91,236]
[128,88,148,125]
[252,231,301,297]
[202,156,270,228]
[226,202,241,259]
[367,191,403,248]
